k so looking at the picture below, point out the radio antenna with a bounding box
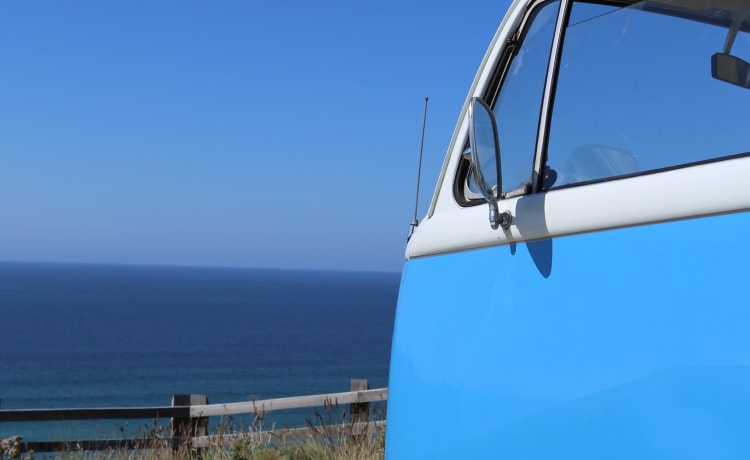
[409,96,429,239]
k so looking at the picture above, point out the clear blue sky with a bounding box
[0,0,510,272]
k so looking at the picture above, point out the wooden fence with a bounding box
[0,379,387,453]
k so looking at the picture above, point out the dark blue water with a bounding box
[0,262,399,441]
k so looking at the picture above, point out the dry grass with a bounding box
[1,436,26,460]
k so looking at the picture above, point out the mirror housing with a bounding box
[468,97,511,230]
[712,53,750,89]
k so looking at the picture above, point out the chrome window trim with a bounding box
[531,0,572,193]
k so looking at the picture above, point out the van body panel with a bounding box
[388,212,750,458]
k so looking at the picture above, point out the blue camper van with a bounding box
[386,0,750,457]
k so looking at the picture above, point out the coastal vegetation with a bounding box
[0,402,385,460]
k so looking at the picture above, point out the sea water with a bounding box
[0,262,398,441]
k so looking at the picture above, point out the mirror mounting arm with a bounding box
[723,10,750,54]
[488,202,512,230]
[489,202,500,230]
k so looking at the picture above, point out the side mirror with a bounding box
[468,97,510,230]
[712,53,750,89]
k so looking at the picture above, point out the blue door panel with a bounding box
[387,211,750,458]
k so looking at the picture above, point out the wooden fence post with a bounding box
[171,394,208,442]
[350,379,369,422]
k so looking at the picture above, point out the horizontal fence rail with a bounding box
[0,379,387,453]
[0,406,187,423]
[0,389,388,423]
[190,388,388,418]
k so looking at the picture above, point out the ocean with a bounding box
[0,262,399,442]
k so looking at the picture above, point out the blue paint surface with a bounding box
[387,212,750,458]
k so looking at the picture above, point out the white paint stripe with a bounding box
[408,156,750,258]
